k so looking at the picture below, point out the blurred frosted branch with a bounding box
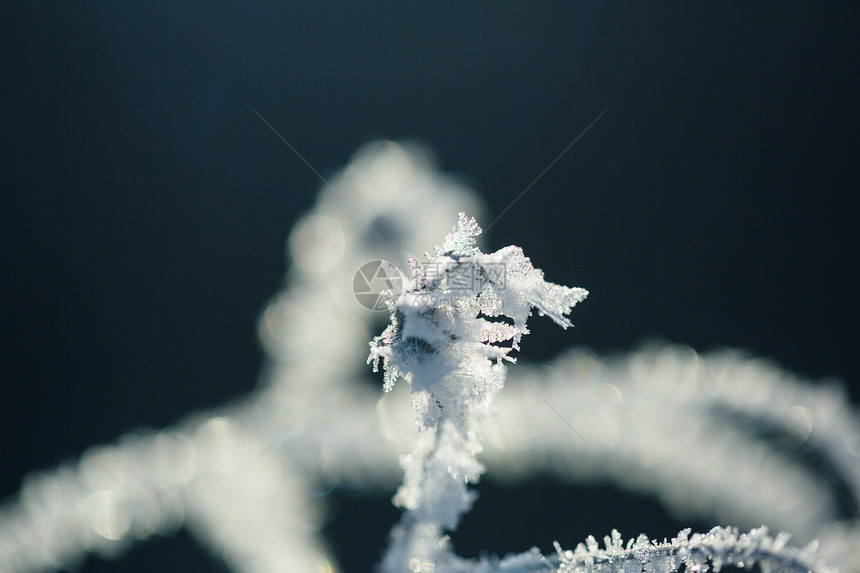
[1,142,858,572]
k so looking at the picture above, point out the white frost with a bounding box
[370,212,586,572]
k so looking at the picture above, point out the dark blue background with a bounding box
[2,2,858,572]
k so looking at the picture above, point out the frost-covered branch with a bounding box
[554,526,835,573]
[369,212,586,572]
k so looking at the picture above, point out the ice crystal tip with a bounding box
[437,212,482,257]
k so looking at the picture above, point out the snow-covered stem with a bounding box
[369,213,587,572]
[554,526,836,573]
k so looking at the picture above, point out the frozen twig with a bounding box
[370,213,586,572]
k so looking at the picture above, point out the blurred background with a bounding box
[2,2,858,572]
